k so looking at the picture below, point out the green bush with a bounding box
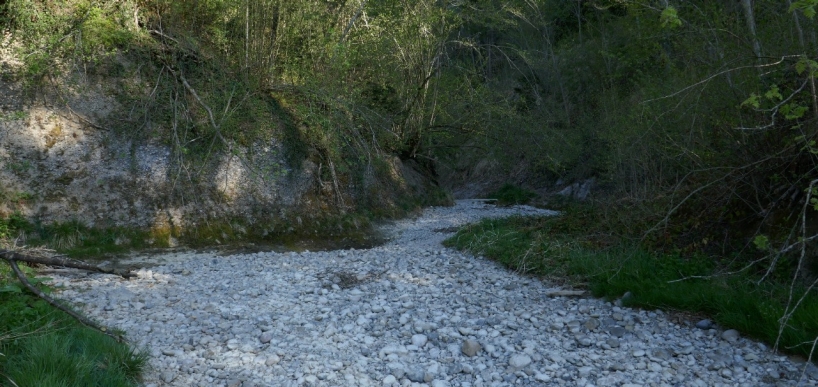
[486,184,538,206]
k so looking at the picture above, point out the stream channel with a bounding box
[47,200,818,387]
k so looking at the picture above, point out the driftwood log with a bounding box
[0,249,130,342]
[0,250,135,278]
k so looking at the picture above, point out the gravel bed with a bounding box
[49,200,818,387]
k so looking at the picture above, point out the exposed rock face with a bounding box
[0,99,316,230]
[0,49,433,237]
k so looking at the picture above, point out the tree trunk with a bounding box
[245,0,250,70]
[740,0,762,58]
[133,4,139,30]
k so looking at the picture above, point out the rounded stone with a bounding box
[406,368,425,383]
[461,339,481,357]
[721,329,740,342]
[411,334,428,347]
[265,355,281,366]
[161,371,177,383]
[609,327,627,338]
[509,354,532,369]
[584,318,600,331]
[382,375,397,385]
[696,319,713,330]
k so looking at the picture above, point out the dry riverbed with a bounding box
[49,200,818,387]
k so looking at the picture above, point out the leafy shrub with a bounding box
[487,184,538,206]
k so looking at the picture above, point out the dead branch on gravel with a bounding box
[0,248,128,342]
[0,249,135,278]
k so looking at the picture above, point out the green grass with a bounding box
[486,184,538,206]
[0,216,151,258]
[0,111,29,121]
[444,215,818,358]
[0,262,147,387]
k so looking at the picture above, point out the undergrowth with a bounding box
[486,184,538,206]
[0,261,147,387]
[0,216,151,258]
[444,212,818,359]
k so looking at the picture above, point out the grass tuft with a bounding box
[0,217,150,258]
[0,261,147,387]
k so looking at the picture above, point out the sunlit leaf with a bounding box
[796,59,808,74]
[791,0,818,18]
[764,85,782,101]
[781,103,808,120]
[27,277,52,285]
[742,93,760,109]
[0,284,22,293]
[795,58,818,75]
[660,6,682,29]
[753,235,770,251]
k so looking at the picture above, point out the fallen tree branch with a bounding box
[1,254,125,343]
[0,249,135,279]
[149,29,200,60]
[167,68,229,147]
[0,371,19,387]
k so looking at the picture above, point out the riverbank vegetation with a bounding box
[442,0,818,360]
[0,261,147,387]
[445,208,818,359]
[2,1,816,256]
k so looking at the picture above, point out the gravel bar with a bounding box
[50,200,818,387]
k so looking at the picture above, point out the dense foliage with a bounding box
[419,0,818,277]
